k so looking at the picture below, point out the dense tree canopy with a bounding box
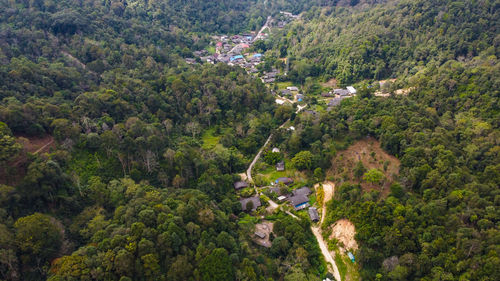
[0,0,498,280]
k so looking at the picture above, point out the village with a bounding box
[190,11,360,281]
[186,10,359,113]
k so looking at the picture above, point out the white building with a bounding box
[347,86,357,94]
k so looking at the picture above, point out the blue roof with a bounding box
[230,55,244,61]
[253,53,262,57]
[298,98,303,102]
[348,252,355,262]
[295,202,309,207]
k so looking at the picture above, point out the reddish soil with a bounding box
[328,137,400,197]
[0,135,55,186]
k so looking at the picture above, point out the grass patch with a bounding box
[335,250,348,280]
[256,164,292,183]
[334,250,361,281]
[276,81,295,90]
[201,128,221,150]
[206,45,216,54]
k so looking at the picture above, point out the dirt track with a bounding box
[311,226,341,281]
[312,181,341,281]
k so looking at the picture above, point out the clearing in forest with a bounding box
[321,78,338,88]
[329,219,358,253]
[328,137,400,196]
[253,221,274,248]
[0,135,55,185]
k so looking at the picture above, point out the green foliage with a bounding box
[14,213,61,265]
[291,151,314,170]
[353,161,366,179]
[199,248,234,281]
[362,169,385,185]
[0,122,21,163]
[263,151,282,165]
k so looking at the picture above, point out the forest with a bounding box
[0,0,499,280]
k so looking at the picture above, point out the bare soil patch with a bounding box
[329,219,358,253]
[16,134,55,154]
[315,181,335,224]
[328,137,400,197]
[322,78,338,88]
[0,135,55,186]
[253,221,274,248]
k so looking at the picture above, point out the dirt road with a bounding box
[311,181,341,280]
[319,181,335,224]
[312,226,341,281]
[246,104,306,184]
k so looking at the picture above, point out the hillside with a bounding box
[271,0,499,84]
[0,0,498,280]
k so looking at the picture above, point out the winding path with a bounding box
[311,181,340,281]
[244,104,343,280]
[312,226,341,281]
[246,104,307,184]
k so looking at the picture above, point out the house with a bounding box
[234,181,248,190]
[276,161,285,171]
[269,186,281,194]
[230,55,244,62]
[264,78,275,83]
[292,186,312,197]
[322,92,334,97]
[287,126,295,131]
[288,194,309,210]
[185,58,196,64]
[255,231,266,239]
[240,196,261,211]
[334,89,350,96]
[287,86,299,91]
[277,195,287,201]
[281,89,291,96]
[308,207,319,222]
[266,72,277,78]
[347,86,357,94]
[272,147,280,153]
[275,177,293,185]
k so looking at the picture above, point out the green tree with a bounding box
[0,122,21,164]
[14,213,61,265]
[199,248,234,281]
[363,169,385,185]
[291,151,314,171]
[353,161,366,179]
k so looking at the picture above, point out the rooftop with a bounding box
[292,186,312,197]
[240,196,261,211]
[308,207,319,222]
[234,181,248,190]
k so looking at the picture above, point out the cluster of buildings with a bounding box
[186,32,266,74]
[322,86,357,109]
[233,178,319,222]
[185,13,301,85]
